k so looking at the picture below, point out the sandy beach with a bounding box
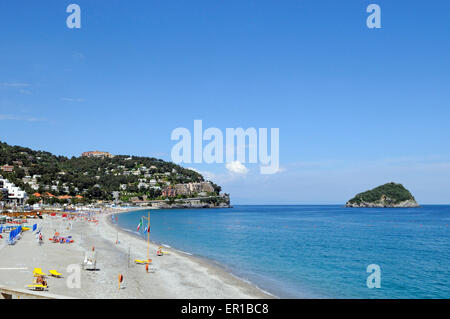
[0,210,273,299]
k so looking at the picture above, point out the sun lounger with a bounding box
[26,284,48,291]
[33,268,47,277]
[49,270,62,278]
[134,259,152,264]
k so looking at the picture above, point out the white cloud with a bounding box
[61,97,85,102]
[0,114,46,122]
[261,166,286,174]
[225,161,248,175]
[0,82,32,95]
[0,82,30,87]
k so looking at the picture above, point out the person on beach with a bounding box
[34,275,47,287]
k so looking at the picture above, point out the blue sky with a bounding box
[0,1,449,204]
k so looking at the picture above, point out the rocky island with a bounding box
[346,182,419,208]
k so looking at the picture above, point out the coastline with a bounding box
[104,208,276,299]
[0,207,273,298]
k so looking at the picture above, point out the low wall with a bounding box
[0,285,73,299]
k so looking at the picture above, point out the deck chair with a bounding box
[33,268,47,277]
[49,270,63,278]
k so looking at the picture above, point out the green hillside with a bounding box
[0,141,220,203]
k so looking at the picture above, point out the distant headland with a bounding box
[346,182,420,208]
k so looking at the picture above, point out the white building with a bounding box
[0,178,27,205]
[22,176,40,191]
[138,182,149,189]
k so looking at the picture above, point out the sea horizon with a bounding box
[114,204,450,299]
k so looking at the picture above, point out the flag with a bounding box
[137,218,143,231]
[144,224,150,233]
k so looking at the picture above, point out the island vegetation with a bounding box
[346,182,419,208]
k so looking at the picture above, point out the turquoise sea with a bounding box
[115,205,450,298]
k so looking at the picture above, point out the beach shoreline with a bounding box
[105,208,278,299]
[0,208,274,299]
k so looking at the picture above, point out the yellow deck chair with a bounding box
[26,284,47,291]
[49,270,62,278]
[33,268,47,277]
